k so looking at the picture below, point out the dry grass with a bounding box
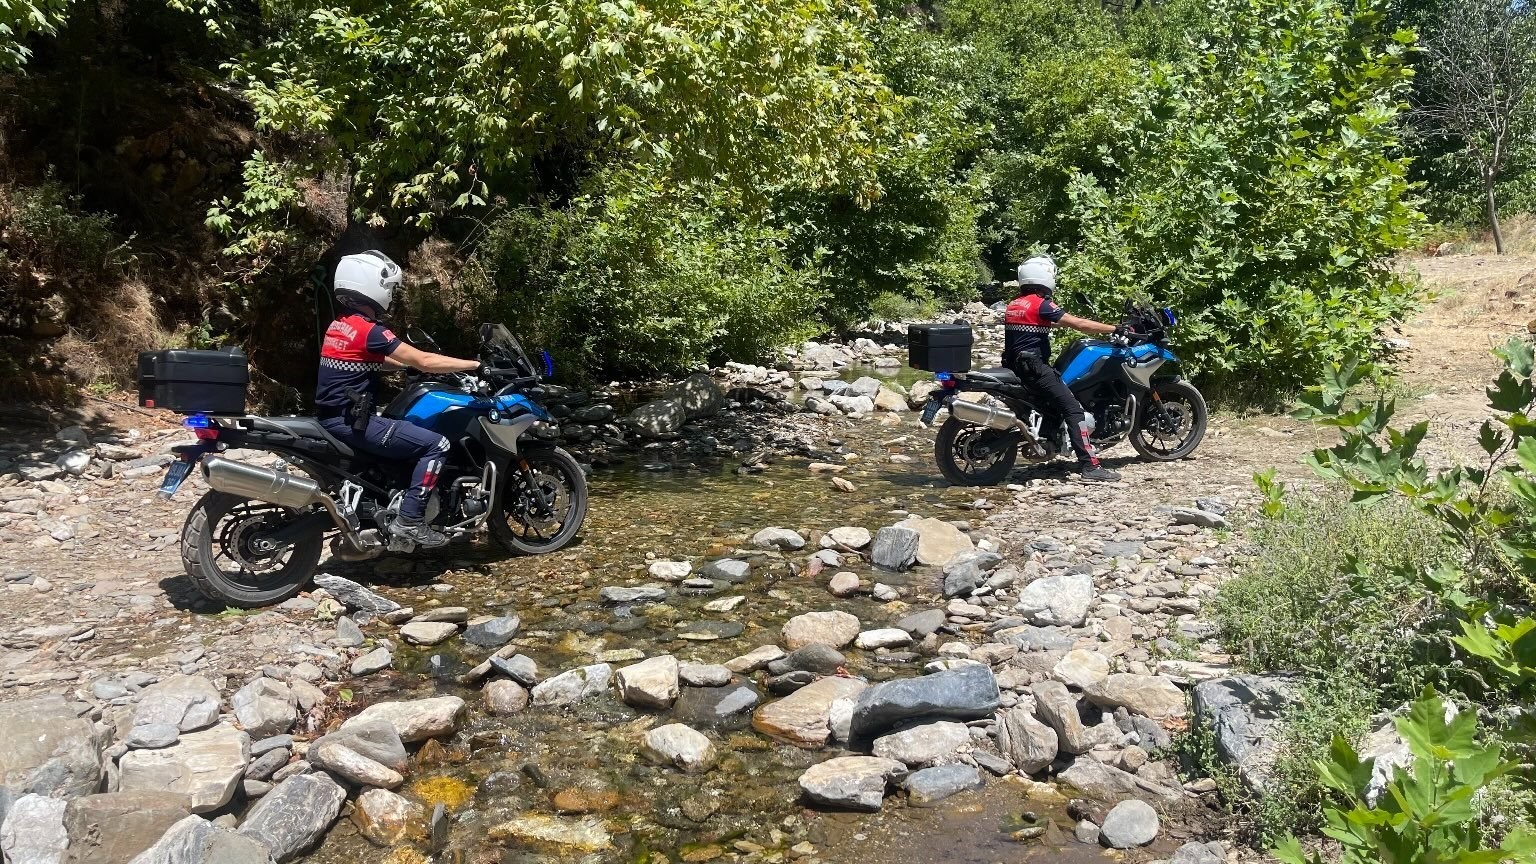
[54,278,174,388]
[1420,212,1536,257]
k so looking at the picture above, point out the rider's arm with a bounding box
[1057,313,1117,336]
[386,342,480,374]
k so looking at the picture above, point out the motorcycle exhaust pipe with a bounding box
[203,456,327,509]
[949,398,1023,432]
[201,456,360,541]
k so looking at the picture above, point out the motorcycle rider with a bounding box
[1004,255,1123,482]
[316,250,481,547]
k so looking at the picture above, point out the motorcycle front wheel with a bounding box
[934,417,1018,486]
[181,491,324,608]
[490,447,588,554]
[1130,380,1208,462]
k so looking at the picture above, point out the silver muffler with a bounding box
[202,456,360,541]
[949,398,1023,431]
[203,456,328,509]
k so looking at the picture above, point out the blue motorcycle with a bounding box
[917,305,1208,486]
[160,323,588,607]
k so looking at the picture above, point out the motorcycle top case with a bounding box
[137,348,250,415]
[907,323,973,373]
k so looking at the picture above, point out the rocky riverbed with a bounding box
[0,314,1335,864]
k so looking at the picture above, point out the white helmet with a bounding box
[334,250,402,315]
[1017,255,1057,294]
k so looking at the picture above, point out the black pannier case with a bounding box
[908,324,973,373]
[137,348,249,415]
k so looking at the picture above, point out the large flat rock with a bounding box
[118,725,249,814]
[752,677,868,748]
[849,665,1000,744]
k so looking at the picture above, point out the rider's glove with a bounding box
[1113,325,1129,337]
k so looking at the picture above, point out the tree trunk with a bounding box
[1487,178,1505,255]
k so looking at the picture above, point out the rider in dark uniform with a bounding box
[317,251,482,546]
[1003,255,1124,482]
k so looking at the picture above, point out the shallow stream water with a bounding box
[305,362,1092,864]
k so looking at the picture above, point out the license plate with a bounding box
[920,397,945,426]
[158,460,193,498]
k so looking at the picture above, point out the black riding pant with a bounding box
[319,416,450,521]
[1006,352,1099,465]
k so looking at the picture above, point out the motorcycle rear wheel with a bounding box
[934,417,1018,486]
[490,447,588,554]
[181,491,324,608]
[1130,380,1208,462]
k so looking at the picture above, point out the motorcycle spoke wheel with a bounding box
[1130,381,1208,462]
[491,448,589,555]
[933,417,1017,486]
[182,492,324,609]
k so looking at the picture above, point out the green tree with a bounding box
[2,0,70,68]
[227,0,895,228]
[1066,0,1424,391]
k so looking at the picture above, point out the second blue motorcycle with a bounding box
[915,305,1208,486]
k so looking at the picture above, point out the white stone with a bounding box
[642,724,716,774]
[1053,650,1111,690]
[871,721,971,767]
[531,664,613,708]
[854,628,914,650]
[647,560,692,581]
[615,656,680,709]
[827,527,872,549]
[341,696,466,743]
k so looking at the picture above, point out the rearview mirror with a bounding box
[404,326,440,352]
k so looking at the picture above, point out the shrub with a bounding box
[470,169,824,379]
[1210,492,1449,701]
[2,179,123,275]
[1275,689,1535,864]
[1065,0,1424,391]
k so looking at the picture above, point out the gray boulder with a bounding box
[1172,841,1226,864]
[1057,757,1182,804]
[1099,799,1160,848]
[871,721,971,768]
[133,676,222,734]
[752,527,805,551]
[0,793,68,864]
[995,707,1058,773]
[237,774,346,863]
[903,764,983,806]
[463,615,521,649]
[870,527,920,571]
[231,679,296,740]
[628,398,687,437]
[849,665,1000,743]
[1191,675,1298,794]
[668,373,727,420]
[895,609,946,639]
[699,559,751,583]
[0,696,104,799]
[312,574,400,614]
[531,664,613,708]
[1013,573,1094,627]
[128,815,273,864]
[341,696,466,743]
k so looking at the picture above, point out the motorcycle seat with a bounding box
[253,417,356,459]
[968,367,1021,385]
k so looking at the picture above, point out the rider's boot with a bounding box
[392,516,450,548]
[1077,460,1121,483]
